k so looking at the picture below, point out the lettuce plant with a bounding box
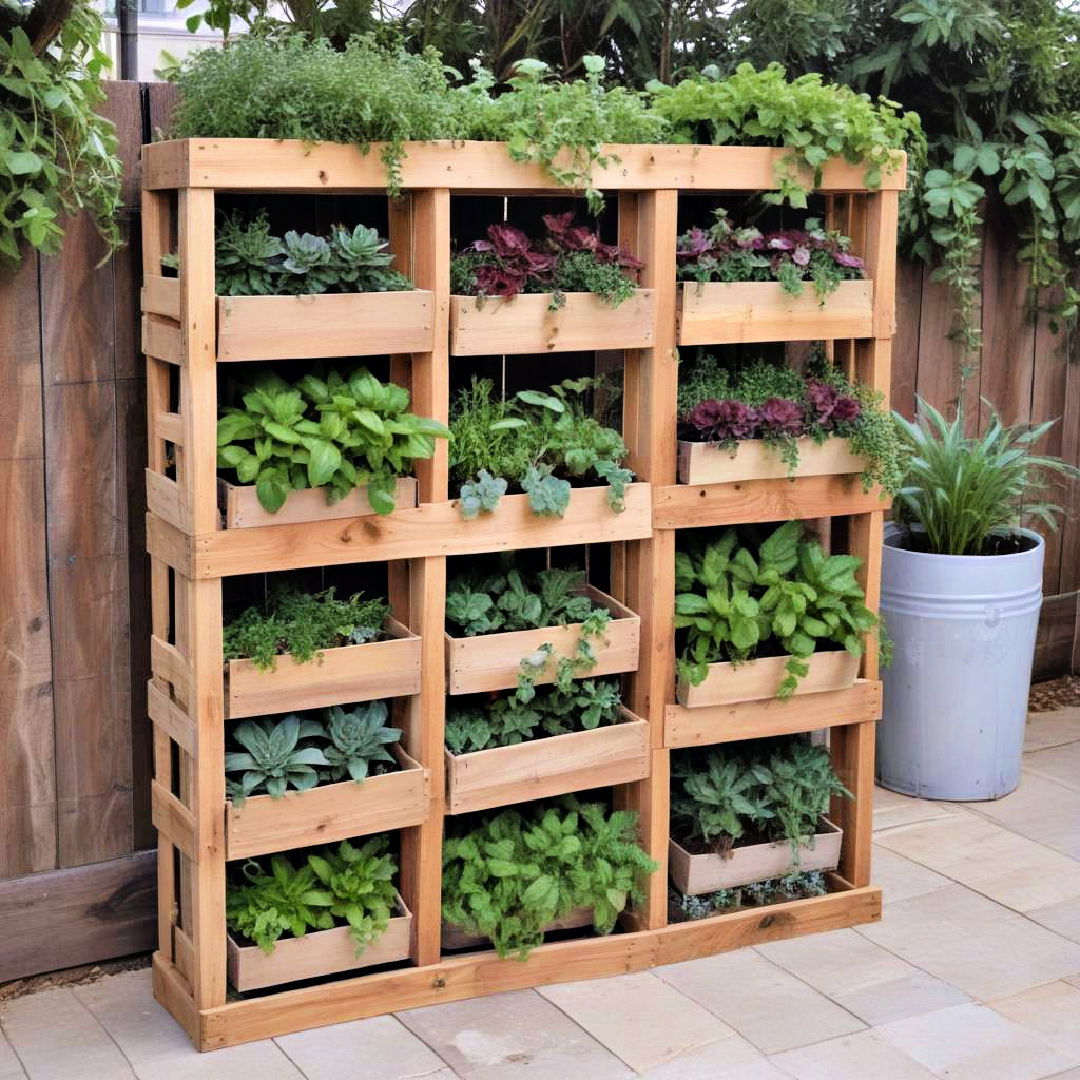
[216,368,450,514]
[676,210,863,301]
[451,213,641,308]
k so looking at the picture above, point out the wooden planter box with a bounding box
[215,290,435,363]
[677,438,866,486]
[445,586,639,695]
[670,820,842,895]
[676,650,860,708]
[444,708,649,814]
[441,906,594,951]
[225,617,421,719]
[226,745,428,860]
[227,893,412,991]
[678,280,874,345]
[450,290,654,355]
[217,477,418,529]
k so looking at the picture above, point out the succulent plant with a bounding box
[225,715,329,803]
[322,701,402,783]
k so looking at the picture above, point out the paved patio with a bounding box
[3,708,1079,1080]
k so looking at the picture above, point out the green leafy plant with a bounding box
[223,585,389,671]
[673,869,827,921]
[441,796,656,959]
[224,714,329,804]
[226,836,397,955]
[0,3,121,266]
[892,397,1080,556]
[215,212,412,296]
[445,677,623,754]
[678,354,906,495]
[674,521,879,696]
[449,377,632,518]
[321,701,402,782]
[671,737,850,857]
[216,368,450,514]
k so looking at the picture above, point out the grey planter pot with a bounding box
[877,524,1044,801]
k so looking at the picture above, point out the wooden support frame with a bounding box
[141,141,899,1049]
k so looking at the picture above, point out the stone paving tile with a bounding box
[756,927,970,1025]
[1023,742,1080,792]
[636,1034,767,1078]
[770,1029,938,1079]
[0,1030,27,1080]
[1027,897,1080,945]
[276,1015,456,1079]
[0,986,137,1080]
[870,846,952,905]
[859,884,1080,1001]
[989,981,1080,1062]
[875,1003,1074,1080]
[655,948,864,1054]
[960,772,1080,860]
[397,989,631,1080]
[873,812,1080,912]
[872,786,959,833]
[73,970,303,1080]
[537,971,735,1073]
[1023,708,1080,752]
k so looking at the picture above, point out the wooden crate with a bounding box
[450,290,655,355]
[441,906,594,951]
[227,894,412,991]
[444,709,650,814]
[217,477,418,529]
[216,291,435,362]
[676,651,860,709]
[678,280,874,345]
[225,617,421,719]
[669,821,842,895]
[677,438,866,486]
[445,586,639,695]
[225,746,428,860]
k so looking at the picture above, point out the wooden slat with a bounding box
[449,290,654,355]
[219,476,418,529]
[189,884,881,1049]
[146,469,188,532]
[143,140,907,193]
[151,635,191,700]
[678,437,865,486]
[830,721,876,888]
[155,410,183,446]
[678,280,874,345]
[664,680,882,747]
[151,779,196,861]
[677,651,859,708]
[142,274,181,320]
[147,680,196,754]
[142,314,181,364]
[653,476,886,529]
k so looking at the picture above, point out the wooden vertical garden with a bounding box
[140,138,903,1050]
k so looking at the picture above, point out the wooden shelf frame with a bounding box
[141,139,900,1051]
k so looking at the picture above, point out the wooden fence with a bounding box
[0,81,1077,982]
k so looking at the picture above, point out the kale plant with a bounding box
[441,796,656,959]
[321,701,402,783]
[224,714,329,804]
[449,377,632,518]
[674,521,879,696]
[223,585,389,671]
[216,367,450,514]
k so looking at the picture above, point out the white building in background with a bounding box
[98,0,222,81]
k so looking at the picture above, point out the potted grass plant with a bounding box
[879,398,1080,800]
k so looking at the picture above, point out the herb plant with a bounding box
[892,397,1080,556]
[215,212,412,296]
[226,836,397,955]
[441,796,656,959]
[445,678,622,754]
[224,715,329,804]
[449,377,632,518]
[223,585,389,671]
[321,701,402,783]
[676,210,864,301]
[216,368,450,514]
[671,737,850,857]
[451,213,641,308]
[674,521,879,696]
[678,354,905,495]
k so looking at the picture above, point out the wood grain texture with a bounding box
[676,650,860,708]
[677,437,866,486]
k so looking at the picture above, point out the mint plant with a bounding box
[223,586,389,671]
[449,377,632,518]
[216,368,449,514]
[674,521,879,696]
[441,796,656,959]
